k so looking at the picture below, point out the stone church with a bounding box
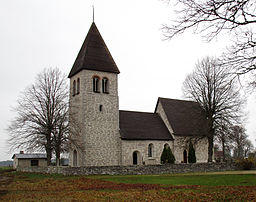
[68,22,209,167]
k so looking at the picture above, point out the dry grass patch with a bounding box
[0,171,256,201]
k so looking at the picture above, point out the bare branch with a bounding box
[183,56,245,161]
[163,0,256,78]
[7,68,69,165]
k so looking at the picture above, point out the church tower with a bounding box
[68,22,121,166]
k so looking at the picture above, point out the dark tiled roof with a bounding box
[119,110,173,140]
[12,153,47,159]
[156,98,208,136]
[68,22,120,78]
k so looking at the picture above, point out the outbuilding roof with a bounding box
[119,110,173,140]
[156,97,208,136]
[12,153,47,159]
[68,22,120,78]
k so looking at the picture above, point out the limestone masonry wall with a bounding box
[155,101,208,163]
[174,136,208,163]
[69,70,121,167]
[18,163,241,175]
[121,140,174,165]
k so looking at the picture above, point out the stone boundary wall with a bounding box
[17,162,243,175]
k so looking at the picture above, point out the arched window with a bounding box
[164,143,170,149]
[73,80,76,96]
[77,78,80,94]
[102,77,109,93]
[93,76,100,93]
[148,144,153,157]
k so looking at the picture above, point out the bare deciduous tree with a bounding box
[52,101,69,166]
[163,0,256,77]
[183,57,244,162]
[215,121,233,161]
[230,125,249,158]
[8,68,69,165]
[243,139,254,158]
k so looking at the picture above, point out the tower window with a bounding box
[93,76,100,93]
[99,104,103,112]
[73,80,76,96]
[102,78,109,93]
[77,78,80,94]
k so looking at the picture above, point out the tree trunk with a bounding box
[207,119,214,162]
[237,145,241,158]
[55,132,62,166]
[46,133,52,166]
[222,138,226,162]
[56,148,60,166]
[208,136,213,162]
[46,147,51,166]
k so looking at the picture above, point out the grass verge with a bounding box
[94,172,256,186]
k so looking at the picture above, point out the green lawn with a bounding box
[94,172,256,186]
[0,166,13,171]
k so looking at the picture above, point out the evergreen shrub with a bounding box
[188,142,196,163]
[161,146,175,164]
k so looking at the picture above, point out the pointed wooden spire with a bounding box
[68,22,120,78]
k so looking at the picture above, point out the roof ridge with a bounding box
[119,110,154,114]
[15,153,46,154]
[158,97,198,104]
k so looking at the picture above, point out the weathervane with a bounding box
[92,5,95,22]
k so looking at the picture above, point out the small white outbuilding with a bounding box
[12,151,47,169]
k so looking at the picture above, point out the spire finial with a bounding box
[92,5,95,22]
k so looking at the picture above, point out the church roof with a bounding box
[119,110,173,140]
[156,98,208,136]
[68,22,120,78]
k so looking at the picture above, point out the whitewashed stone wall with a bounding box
[173,136,208,163]
[194,138,208,162]
[69,69,121,167]
[155,100,208,163]
[13,159,47,169]
[69,70,86,167]
[121,140,174,165]
[155,102,174,135]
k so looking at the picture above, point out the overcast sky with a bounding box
[1,0,255,161]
